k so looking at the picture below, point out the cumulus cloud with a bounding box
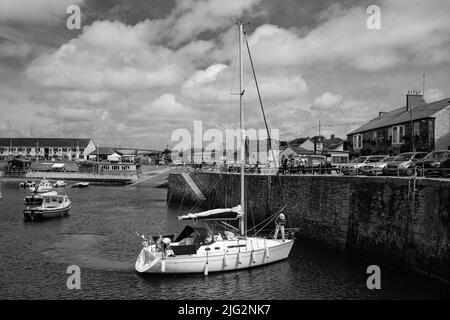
[314,92,342,109]
[26,20,189,91]
[247,0,450,71]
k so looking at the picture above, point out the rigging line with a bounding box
[187,171,225,213]
[205,33,239,124]
[243,30,288,210]
[228,40,238,127]
[177,185,187,216]
[246,206,285,233]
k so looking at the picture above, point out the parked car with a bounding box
[384,152,428,176]
[341,155,388,175]
[416,150,450,177]
[435,158,450,178]
[360,156,397,176]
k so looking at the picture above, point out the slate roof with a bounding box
[323,137,344,150]
[284,145,316,155]
[348,98,450,135]
[0,138,92,148]
[89,147,118,155]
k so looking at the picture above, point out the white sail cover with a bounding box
[178,205,243,221]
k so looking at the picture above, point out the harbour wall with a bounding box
[168,172,450,283]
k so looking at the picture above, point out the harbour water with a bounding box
[0,179,448,300]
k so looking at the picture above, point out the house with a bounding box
[347,92,450,156]
[88,147,124,162]
[0,138,95,161]
[279,145,315,162]
[322,135,349,164]
[113,148,136,163]
[280,135,349,165]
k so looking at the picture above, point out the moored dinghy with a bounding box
[23,194,71,221]
[71,182,89,188]
[29,179,53,193]
[53,180,66,188]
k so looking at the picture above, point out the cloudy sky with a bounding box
[0,0,449,149]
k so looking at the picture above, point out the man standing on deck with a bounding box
[274,213,286,241]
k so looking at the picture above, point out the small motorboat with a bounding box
[24,191,58,206]
[20,180,36,188]
[29,179,53,193]
[53,180,66,188]
[23,194,71,221]
[71,182,89,188]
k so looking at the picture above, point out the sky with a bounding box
[0,0,449,150]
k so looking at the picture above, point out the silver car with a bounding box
[384,152,428,176]
[360,156,396,176]
[341,155,388,175]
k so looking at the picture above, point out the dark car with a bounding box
[435,158,450,178]
[416,150,450,177]
[384,152,428,176]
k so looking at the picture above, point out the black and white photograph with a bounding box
[0,0,449,308]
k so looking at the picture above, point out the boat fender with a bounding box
[204,251,209,276]
[265,239,270,259]
[223,250,228,267]
[251,250,256,264]
[237,250,242,264]
[161,259,166,273]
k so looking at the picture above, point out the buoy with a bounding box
[161,259,166,273]
[265,239,270,259]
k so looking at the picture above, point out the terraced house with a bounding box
[0,138,96,161]
[347,92,450,156]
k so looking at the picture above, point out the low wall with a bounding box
[168,172,450,283]
[24,172,138,185]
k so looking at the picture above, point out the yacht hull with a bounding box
[135,238,294,274]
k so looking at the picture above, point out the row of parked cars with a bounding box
[340,150,450,177]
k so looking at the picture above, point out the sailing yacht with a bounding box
[135,22,294,275]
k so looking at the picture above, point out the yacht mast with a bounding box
[239,22,246,236]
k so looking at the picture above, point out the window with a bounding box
[392,125,405,144]
[413,122,420,136]
[353,134,363,149]
[373,131,377,140]
[428,119,434,146]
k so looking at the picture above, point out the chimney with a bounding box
[406,90,424,111]
[331,134,335,139]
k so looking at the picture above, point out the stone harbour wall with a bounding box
[168,172,450,283]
